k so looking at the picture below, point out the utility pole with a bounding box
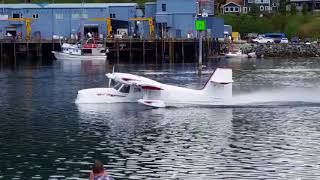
[195,13,207,76]
[198,30,203,75]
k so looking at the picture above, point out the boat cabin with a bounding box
[61,38,107,56]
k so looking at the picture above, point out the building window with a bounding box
[235,7,239,11]
[55,14,63,20]
[162,4,167,11]
[243,7,247,12]
[230,7,234,11]
[261,0,263,3]
[248,0,253,3]
[225,7,229,12]
[32,14,39,19]
[81,13,88,18]
[109,13,116,18]
[12,13,21,18]
[260,6,264,11]
[72,13,80,19]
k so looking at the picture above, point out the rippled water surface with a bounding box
[1,58,320,179]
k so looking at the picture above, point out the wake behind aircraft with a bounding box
[75,68,233,108]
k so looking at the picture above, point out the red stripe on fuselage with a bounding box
[141,86,162,90]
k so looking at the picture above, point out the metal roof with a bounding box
[0,3,138,9]
[144,2,157,5]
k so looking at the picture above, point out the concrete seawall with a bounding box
[240,43,320,58]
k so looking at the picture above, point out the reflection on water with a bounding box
[1,58,320,179]
[77,104,233,179]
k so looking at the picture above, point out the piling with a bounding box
[129,38,132,64]
[181,39,185,64]
[143,39,146,64]
[116,39,120,64]
[14,42,16,67]
[155,40,158,64]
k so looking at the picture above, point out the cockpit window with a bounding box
[109,79,117,88]
[119,85,130,94]
[113,83,122,90]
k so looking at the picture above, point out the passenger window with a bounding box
[134,88,141,92]
[119,85,130,93]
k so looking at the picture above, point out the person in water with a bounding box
[89,160,114,180]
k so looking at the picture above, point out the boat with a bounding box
[225,49,248,58]
[52,38,108,61]
[248,52,257,58]
[225,50,257,59]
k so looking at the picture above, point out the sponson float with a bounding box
[75,68,233,108]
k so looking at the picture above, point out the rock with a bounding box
[239,43,320,58]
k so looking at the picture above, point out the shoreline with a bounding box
[239,43,320,58]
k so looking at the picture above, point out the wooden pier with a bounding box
[0,38,222,65]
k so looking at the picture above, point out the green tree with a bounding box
[249,3,260,17]
[290,3,297,15]
[216,0,226,15]
[279,0,287,15]
[302,3,309,15]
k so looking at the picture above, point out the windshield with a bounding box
[113,83,122,90]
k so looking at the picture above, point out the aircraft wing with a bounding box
[132,82,166,108]
[132,82,163,91]
[106,73,138,85]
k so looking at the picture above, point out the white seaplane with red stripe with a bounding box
[75,68,233,108]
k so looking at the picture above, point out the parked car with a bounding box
[304,38,311,45]
[246,33,258,43]
[291,37,300,44]
[280,38,289,43]
[252,36,274,44]
[264,33,286,43]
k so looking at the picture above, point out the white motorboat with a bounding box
[225,50,248,58]
[248,52,257,58]
[52,38,108,61]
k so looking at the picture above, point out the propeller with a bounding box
[108,65,115,88]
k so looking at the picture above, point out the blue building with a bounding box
[144,0,224,38]
[0,1,224,40]
[0,3,138,40]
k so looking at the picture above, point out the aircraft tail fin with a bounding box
[203,68,233,99]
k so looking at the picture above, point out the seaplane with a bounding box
[75,68,233,108]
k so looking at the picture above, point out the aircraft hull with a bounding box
[75,88,138,104]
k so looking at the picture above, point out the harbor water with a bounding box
[1,58,320,179]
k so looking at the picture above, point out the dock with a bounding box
[0,38,223,65]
